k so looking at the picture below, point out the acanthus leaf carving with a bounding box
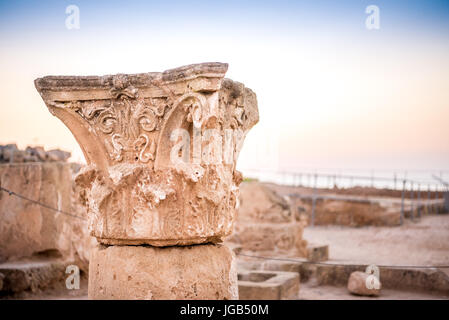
[35,63,259,247]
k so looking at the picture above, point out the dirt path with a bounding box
[303,215,449,266]
[299,283,449,300]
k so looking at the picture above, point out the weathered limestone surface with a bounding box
[36,62,258,300]
[0,260,69,294]
[228,182,307,256]
[0,162,94,268]
[295,197,401,227]
[347,271,381,296]
[238,270,299,300]
[306,243,329,262]
[0,144,71,163]
[35,62,258,247]
[88,244,238,300]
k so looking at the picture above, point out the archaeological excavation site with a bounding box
[0,62,448,302]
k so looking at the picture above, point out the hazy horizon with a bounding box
[1,0,448,173]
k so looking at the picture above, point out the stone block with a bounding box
[306,243,329,262]
[238,270,299,300]
[347,271,381,296]
[0,259,69,294]
[88,244,238,300]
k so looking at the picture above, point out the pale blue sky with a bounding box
[1,0,448,172]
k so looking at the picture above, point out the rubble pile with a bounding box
[0,144,71,163]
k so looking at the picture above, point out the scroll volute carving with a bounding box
[45,104,110,171]
[155,92,209,169]
[37,75,167,173]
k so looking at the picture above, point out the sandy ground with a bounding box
[3,278,89,300]
[269,181,449,266]
[7,182,449,300]
[303,215,449,267]
[299,282,449,300]
[13,215,449,300]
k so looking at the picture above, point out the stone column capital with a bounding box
[35,63,259,246]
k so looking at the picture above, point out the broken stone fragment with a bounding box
[24,154,39,162]
[12,150,26,163]
[0,145,71,163]
[1,144,19,163]
[347,271,381,296]
[26,146,47,161]
[0,260,69,293]
[46,149,71,162]
[306,243,329,262]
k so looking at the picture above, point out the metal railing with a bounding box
[241,168,449,226]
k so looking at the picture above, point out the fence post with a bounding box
[311,196,316,227]
[400,180,405,225]
[417,183,421,218]
[394,173,397,190]
[410,182,414,221]
[443,188,449,212]
[435,188,439,214]
[311,176,317,227]
[427,185,431,215]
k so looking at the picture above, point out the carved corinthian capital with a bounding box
[35,63,259,246]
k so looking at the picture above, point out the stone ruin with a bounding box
[0,160,89,263]
[34,62,259,299]
[0,157,94,295]
[238,270,300,300]
[0,144,71,163]
[228,181,308,257]
[228,181,328,300]
[0,63,444,300]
